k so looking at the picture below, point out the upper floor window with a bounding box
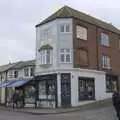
[76,49,88,66]
[76,26,87,40]
[14,71,18,78]
[24,68,29,77]
[40,28,52,40]
[60,49,71,63]
[101,33,110,47]
[39,46,53,65]
[101,55,111,69]
[8,71,13,78]
[60,24,70,33]
[30,67,34,76]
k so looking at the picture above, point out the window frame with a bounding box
[8,71,13,78]
[106,75,118,93]
[101,55,111,69]
[59,48,71,63]
[24,67,29,77]
[30,67,34,76]
[100,32,110,47]
[76,25,88,40]
[39,49,53,65]
[60,24,70,33]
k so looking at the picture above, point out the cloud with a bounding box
[0,0,120,65]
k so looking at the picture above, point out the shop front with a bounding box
[35,74,57,108]
[2,79,36,108]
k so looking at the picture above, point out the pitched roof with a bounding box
[0,60,35,72]
[11,60,35,69]
[0,62,20,73]
[36,6,120,34]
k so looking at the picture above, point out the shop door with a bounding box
[61,73,71,107]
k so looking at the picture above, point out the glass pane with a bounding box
[60,25,64,32]
[46,50,50,64]
[39,81,46,99]
[60,54,65,62]
[66,24,70,32]
[66,54,70,62]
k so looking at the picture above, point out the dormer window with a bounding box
[39,45,53,65]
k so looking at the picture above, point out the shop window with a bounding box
[106,75,118,92]
[24,85,35,103]
[38,80,55,100]
[38,81,46,99]
[78,77,95,101]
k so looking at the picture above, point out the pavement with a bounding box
[0,99,118,120]
[0,99,114,115]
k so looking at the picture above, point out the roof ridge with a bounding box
[36,5,120,34]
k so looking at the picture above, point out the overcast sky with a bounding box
[0,0,120,65]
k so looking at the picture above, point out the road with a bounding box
[0,106,118,120]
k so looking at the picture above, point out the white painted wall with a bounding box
[35,18,73,76]
[70,69,112,107]
[7,66,34,81]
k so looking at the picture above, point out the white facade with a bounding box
[35,18,73,75]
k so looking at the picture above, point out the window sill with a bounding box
[102,67,111,70]
[59,62,72,64]
[77,38,88,41]
[100,45,110,48]
[60,32,72,34]
[39,64,52,67]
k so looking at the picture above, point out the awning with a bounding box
[7,79,30,87]
[0,81,15,88]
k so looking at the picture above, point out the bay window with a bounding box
[39,45,53,65]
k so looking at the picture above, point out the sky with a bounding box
[0,0,120,65]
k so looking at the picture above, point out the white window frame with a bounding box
[59,49,71,63]
[8,71,13,78]
[102,55,111,69]
[101,33,110,47]
[39,49,53,65]
[24,67,29,77]
[60,24,70,33]
[76,25,87,40]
